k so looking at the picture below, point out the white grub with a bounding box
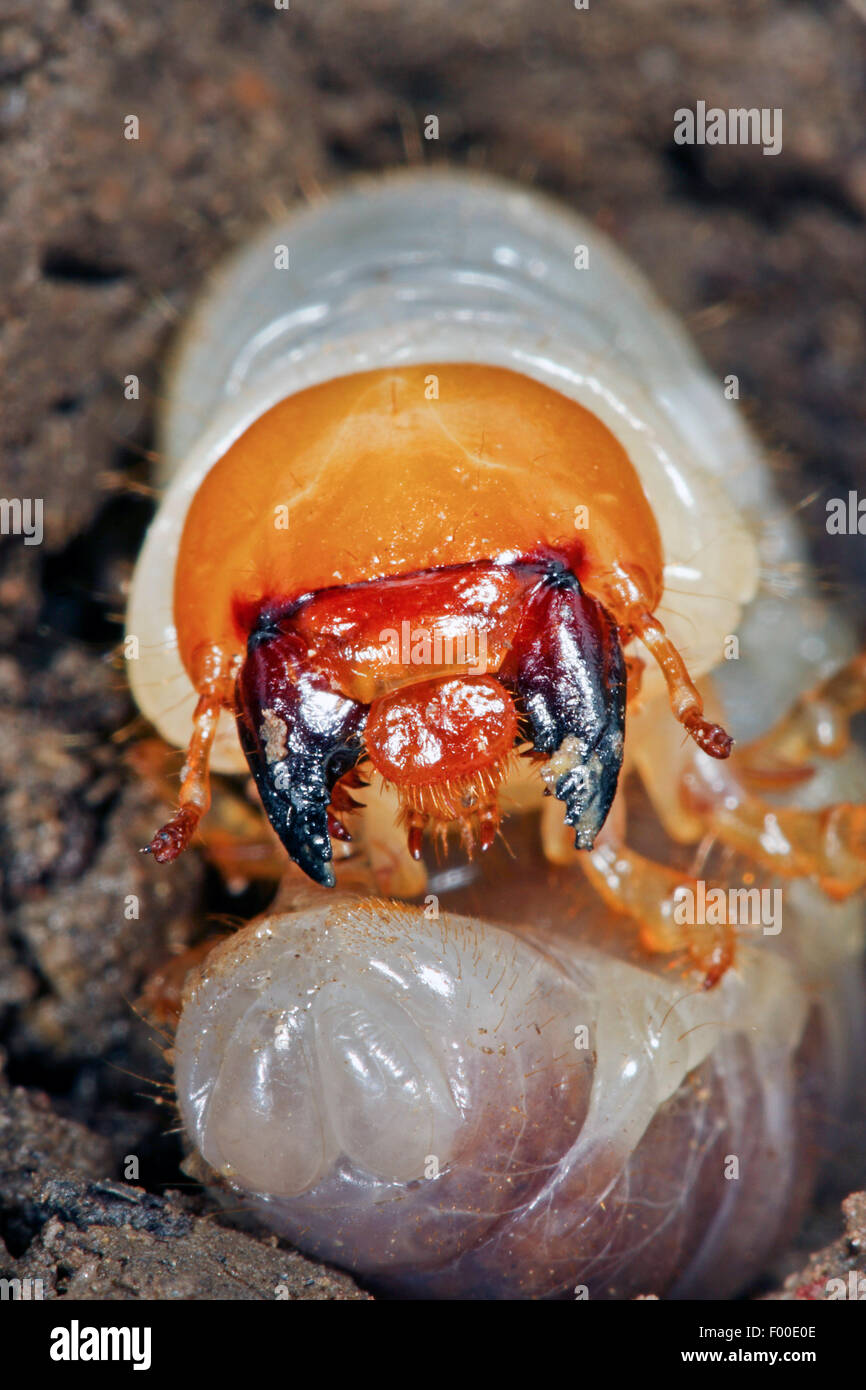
[133,172,863,1298]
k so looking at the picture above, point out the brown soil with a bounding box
[0,0,864,1300]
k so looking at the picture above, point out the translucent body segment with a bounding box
[175,869,861,1298]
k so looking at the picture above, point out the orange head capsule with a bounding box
[148,363,732,885]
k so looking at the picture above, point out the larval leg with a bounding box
[580,836,735,988]
[145,643,240,863]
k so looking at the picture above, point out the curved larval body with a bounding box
[143,171,862,1297]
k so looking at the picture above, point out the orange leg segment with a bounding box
[630,611,733,759]
[737,650,866,776]
[682,772,866,901]
[677,648,866,900]
[573,648,866,985]
[581,839,735,989]
[144,644,241,864]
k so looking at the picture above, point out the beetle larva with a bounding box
[128,171,866,1298]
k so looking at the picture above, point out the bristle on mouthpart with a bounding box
[396,761,512,861]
